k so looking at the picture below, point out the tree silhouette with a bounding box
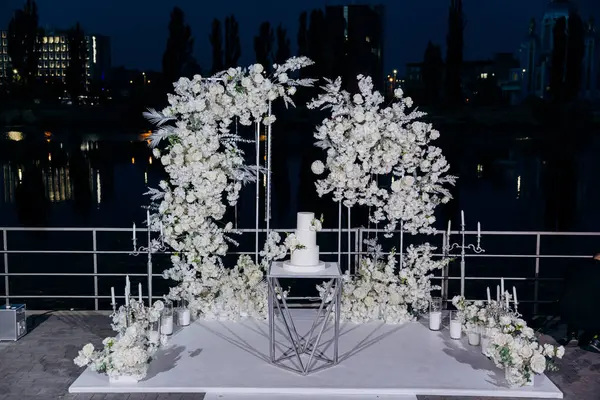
[297,12,308,57]
[254,22,274,70]
[422,41,444,105]
[66,23,87,105]
[444,0,465,106]
[7,0,42,92]
[224,15,241,69]
[550,17,567,103]
[275,24,291,65]
[162,7,194,84]
[565,11,585,101]
[308,9,326,77]
[209,19,224,73]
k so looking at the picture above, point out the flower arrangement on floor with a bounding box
[307,75,455,236]
[144,58,315,321]
[452,295,564,387]
[318,239,450,324]
[74,299,168,382]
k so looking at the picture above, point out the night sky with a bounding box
[2,0,599,75]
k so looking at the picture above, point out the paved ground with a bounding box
[0,312,598,400]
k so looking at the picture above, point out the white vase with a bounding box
[429,311,442,331]
[178,309,191,326]
[109,375,139,384]
[468,331,480,346]
[161,315,174,335]
[449,320,462,339]
[505,368,534,387]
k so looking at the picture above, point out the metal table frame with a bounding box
[267,261,342,375]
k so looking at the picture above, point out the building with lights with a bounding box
[324,4,385,92]
[385,69,404,98]
[0,29,111,86]
[518,0,598,100]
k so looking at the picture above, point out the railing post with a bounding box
[441,232,449,305]
[3,229,8,307]
[147,227,153,307]
[533,233,541,315]
[399,222,404,269]
[92,230,99,310]
[354,228,359,274]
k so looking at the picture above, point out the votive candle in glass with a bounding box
[429,297,443,331]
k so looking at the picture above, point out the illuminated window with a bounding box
[2,39,6,46]
[49,53,54,60]
[60,36,65,43]
[62,61,66,68]
[43,44,47,51]
[55,45,60,52]
[49,37,54,44]
[50,62,54,68]
[43,61,48,68]
[43,53,47,60]
[54,36,59,43]
[365,36,371,43]
[480,73,488,79]
[61,44,66,51]
[1,31,6,38]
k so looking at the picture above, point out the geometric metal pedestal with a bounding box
[267,261,342,376]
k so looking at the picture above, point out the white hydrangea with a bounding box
[144,58,315,320]
[307,75,456,236]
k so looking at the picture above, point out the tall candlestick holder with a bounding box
[130,212,167,307]
[444,215,485,296]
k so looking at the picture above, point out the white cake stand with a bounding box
[282,260,327,273]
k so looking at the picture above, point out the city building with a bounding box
[0,29,111,87]
[518,0,598,100]
[324,4,385,92]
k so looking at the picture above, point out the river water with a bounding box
[1,126,599,312]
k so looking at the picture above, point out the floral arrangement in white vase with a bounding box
[144,58,315,321]
[318,239,449,324]
[452,296,490,332]
[307,75,456,236]
[74,299,168,382]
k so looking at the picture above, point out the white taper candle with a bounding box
[500,278,504,296]
[447,220,451,242]
[477,222,481,238]
[124,286,129,307]
[132,222,136,242]
[461,210,465,226]
[513,286,518,307]
[111,287,115,305]
[505,291,510,309]
[486,287,491,303]
[138,283,142,303]
[147,210,150,227]
[496,285,500,301]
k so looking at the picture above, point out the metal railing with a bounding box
[1,226,598,313]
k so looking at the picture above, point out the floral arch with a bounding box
[145,59,455,324]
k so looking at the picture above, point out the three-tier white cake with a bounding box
[283,212,326,272]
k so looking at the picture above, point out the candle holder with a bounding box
[177,299,191,326]
[148,320,161,344]
[429,297,443,331]
[444,213,486,296]
[160,301,174,335]
[449,310,462,339]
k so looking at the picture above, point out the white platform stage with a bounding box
[70,309,563,398]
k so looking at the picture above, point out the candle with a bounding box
[496,285,500,302]
[126,275,130,294]
[111,287,116,305]
[138,283,142,303]
[477,222,481,238]
[513,286,518,307]
[500,278,504,296]
[447,220,451,242]
[147,210,150,227]
[461,210,465,226]
[429,311,442,331]
[505,291,510,309]
[486,287,491,303]
[178,309,191,326]
[160,222,164,238]
[161,315,174,335]
[132,222,136,242]
[124,286,129,307]
[450,320,462,339]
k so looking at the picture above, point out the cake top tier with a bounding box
[297,212,315,231]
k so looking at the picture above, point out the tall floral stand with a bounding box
[267,261,342,375]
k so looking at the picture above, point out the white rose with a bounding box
[278,73,288,83]
[519,345,534,359]
[364,296,375,308]
[530,354,547,374]
[556,346,565,359]
[82,343,94,357]
[353,94,364,104]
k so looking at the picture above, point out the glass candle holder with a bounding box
[177,299,191,326]
[148,320,160,344]
[429,297,443,331]
[160,300,174,335]
[449,310,462,339]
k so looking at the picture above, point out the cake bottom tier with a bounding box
[290,246,319,266]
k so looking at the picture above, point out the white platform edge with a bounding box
[282,260,326,273]
[69,310,563,399]
[204,394,418,400]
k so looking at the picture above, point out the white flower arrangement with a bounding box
[452,296,490,333]
[144,58,315,321]
[318,239,449,324]
[307,76,456,236]
[74,299,168,381]
[310,214,324,232]
[284,233,306,254]
[485,321,564,387]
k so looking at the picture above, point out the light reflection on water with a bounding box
[1,128,600,231]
